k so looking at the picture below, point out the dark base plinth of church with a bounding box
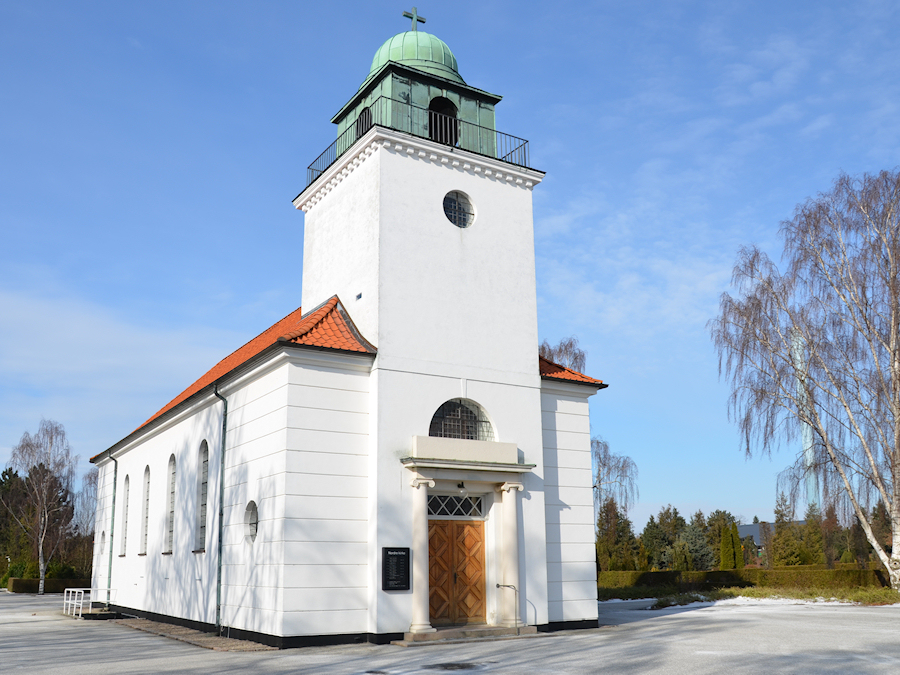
[108,605,402,648]
[108,604,599,649]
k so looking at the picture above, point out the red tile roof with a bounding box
[95,300,605,462]
[135,296,375,434]
[539,355,606,387]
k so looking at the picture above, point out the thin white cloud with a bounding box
[800,114,835,137]
[716,36,812,107]
[0,288,244,470]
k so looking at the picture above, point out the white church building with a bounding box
[91,18,607,647]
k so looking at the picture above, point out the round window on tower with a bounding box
[443,190,475,228]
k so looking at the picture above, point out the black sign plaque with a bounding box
[382,547,410,591]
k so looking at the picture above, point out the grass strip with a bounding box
[646,586,900,608]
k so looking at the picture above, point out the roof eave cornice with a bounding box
[294,126,545,212]
[540,375,608,392]
[90,342,376,466]
[332,61,502,124]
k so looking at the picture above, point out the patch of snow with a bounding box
[666,596,900,608]
[655,601,715,610]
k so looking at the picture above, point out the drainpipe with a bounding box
[107,455,118,606]
[213,386,228,634]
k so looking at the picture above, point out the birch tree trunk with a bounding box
[711,170,900,589]
[0,420,76,594]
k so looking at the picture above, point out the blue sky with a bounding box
[2,1,899,532]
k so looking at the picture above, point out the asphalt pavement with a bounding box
[2,592,899,674]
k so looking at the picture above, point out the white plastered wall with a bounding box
[299,128,545,382]
[280,351,373,637]
[91,347,375,639]
[299,129,551,634]
[541,380,600,623]
[365,366,549,633]
[218,361,291,636]
[92,397,226,626]
[91,358,293,636]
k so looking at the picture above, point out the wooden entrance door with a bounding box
[428,520,486,625]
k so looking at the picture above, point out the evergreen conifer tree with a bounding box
[706,510,735,568]
[596,497,639,571]
[742,535,758,565]
[871,501,891,554]
[681,523,714,571]
[671,540,693,571]
[800,504,825,565]
[773,493,803,565]
[732,522,744,569]
[822,503,840,568]
[720,527,736,569]
[640,515,666,570]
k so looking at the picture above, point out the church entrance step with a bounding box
[80,610,122,620]
[392,624,540,647]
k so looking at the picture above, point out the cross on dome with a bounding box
[402,6,426,31]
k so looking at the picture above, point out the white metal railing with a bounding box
[63,588,91,617]
[63,587,113,618]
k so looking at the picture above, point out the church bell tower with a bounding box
[292,12,551,634]
[293,11,544,379]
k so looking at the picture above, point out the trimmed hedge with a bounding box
[597,568,888,592]
[7,578,92,594]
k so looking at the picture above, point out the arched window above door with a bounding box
[428,398,494,442]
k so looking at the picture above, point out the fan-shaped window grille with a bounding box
[428,398,494,441]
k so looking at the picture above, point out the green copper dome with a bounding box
[368,31,464,84]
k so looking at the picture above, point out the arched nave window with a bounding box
[140,467,150,554]
[119,475,129,556]
[428,398,494,442]
[195,441,209,551]
[165,455,176,553]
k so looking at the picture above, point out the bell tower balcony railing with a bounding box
[305,96,531,189]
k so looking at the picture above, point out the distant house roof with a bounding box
[738,521,806,547]
[538,355,607,388]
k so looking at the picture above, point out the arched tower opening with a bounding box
[428,97,459,146]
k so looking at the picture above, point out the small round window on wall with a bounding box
[244,501,258,543]
[443,191,474,228]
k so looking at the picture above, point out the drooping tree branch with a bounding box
[592,437,638,515]
[0,419,77,594]
[711,169,900,587]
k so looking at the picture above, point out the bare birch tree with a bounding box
[539,336,587,373]
[540,336,638,514]
[711,169,900,588]
[0,420,76,593]
[72,468,98,538]
[65,468,98,577]
[592,437,639,514]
